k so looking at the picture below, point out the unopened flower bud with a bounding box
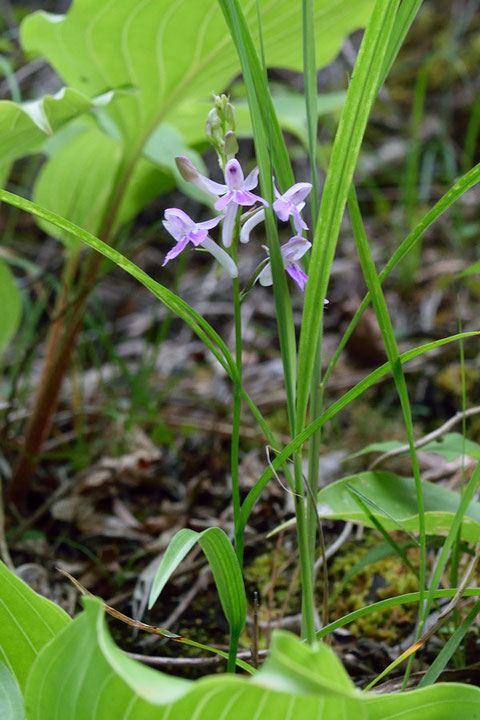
[224,101,235,131]
[175,155,200,183]
[224,131,238,161]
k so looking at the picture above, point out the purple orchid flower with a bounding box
[176,155,269,248]
[162,208,237,278]
[240,182,312,244]
[258,236,311,291]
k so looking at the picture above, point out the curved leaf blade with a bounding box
[314,471,480,545]
[23,597,480,719]
[148,527,246,638]
[0,562,70,691]
[0,661,25,720]
[33,123,172,248]
[21,0,373,145]
[0,87,122,163]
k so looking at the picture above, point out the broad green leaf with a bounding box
[23,596,480,719]
[365,682,480,719]
[420,432,480,461]
[0,661,25,720]
[0,87,122,163]
[25,597,190,719]
[33,124,171,249]
[149,527,246,639]
[350,433,480,462]
[0,261,22,352]
[0,561,70,691]
[26,598,365,719]
[316,471,480,545]
[21,0,373,148]
[169,89,346,148]
[241,331,480,538]
[348,439,405,459]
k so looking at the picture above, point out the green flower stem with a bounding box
[230,221,243,567]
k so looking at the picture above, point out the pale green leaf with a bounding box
[33,124,172,248]
[316,471,480,545]
[0,561,70,691]
[0,261,21,352]
[348,440,405,459]
[23,596,480,719]
[0,87,123,163]
[148,527,246,638]
[365,682,480,719]
[169,89,346,148]
[350,433,480,462]
[25,598,365,719]
[0,661,25,720]
[21,0,373,148]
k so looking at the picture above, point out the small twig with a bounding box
[127,648,269,668]
[369,406,480,470]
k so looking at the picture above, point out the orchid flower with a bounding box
[162,208,237,278]
[258,236,311,291]
[240,182,312,244]
[176,156,269,248]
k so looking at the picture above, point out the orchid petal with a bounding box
[222,202,237,248]
[292,208,308,233]
[258,263,273,286]
[283,182,312,204]
[286,264,308,290]
[202,236,238,278]
[280,236,311,262]
[224,159,245,190]
[197,214,225,230]
[243,166,260,191]
[272,197,292,222]
[234,190,269,207]
[240,208,265,243]
[188,228,208,246]
[162,236,190,265]
[214,191,234,212]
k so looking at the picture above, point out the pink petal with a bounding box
[188,228,208,246]
[162,236,190,265]
[258,262,273,286]
[215,191,234,212]
[240,208,265,243]
[286,264,308,290]
[243,166,259,191]
[197,214,225,230]
[280,236,311,263]
[222,202,237,248]
[283,182,312,205]
[234,190,268,207]
[224,159,244,190]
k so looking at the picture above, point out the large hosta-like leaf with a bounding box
[33,122,172,249]
[25,597,365,720]
[0,562,70,691]
[0,88,121,164]
[22,596,480,719]
[21,0,373,149]
[316,471,480,545]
